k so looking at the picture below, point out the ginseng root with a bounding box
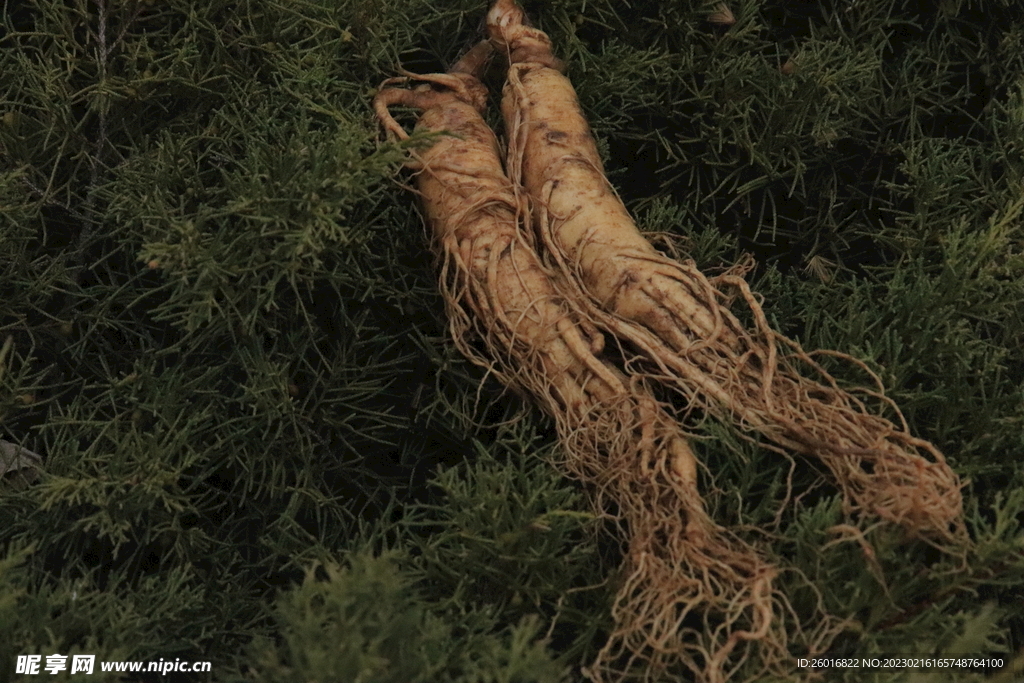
[374,40,818,683]
[487,0,967,554]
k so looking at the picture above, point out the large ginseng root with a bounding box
[487,0,967,553]
[374,41,824,683]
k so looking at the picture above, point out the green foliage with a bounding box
[249,437,603,682]
[251,550,568,683]
[2,0,1024,681]
[409,439,609,666]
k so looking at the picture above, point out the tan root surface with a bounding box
[487,0,968,556]
[374,40,831,683]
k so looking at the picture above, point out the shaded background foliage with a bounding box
[1,0,1023,681]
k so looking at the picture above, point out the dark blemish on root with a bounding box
[545,130,568,143]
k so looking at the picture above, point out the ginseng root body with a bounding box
[375,39,801,683]
[487,0,966,551]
